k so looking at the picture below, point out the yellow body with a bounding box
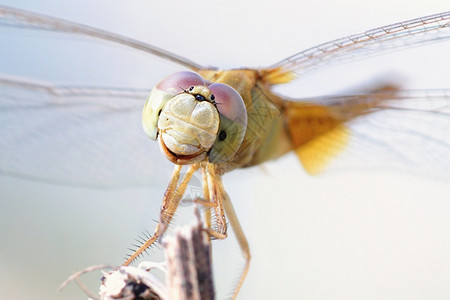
[198,68,385,175]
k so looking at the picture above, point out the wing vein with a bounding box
[0,5,208,70]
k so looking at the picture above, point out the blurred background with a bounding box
[0,0,449,299]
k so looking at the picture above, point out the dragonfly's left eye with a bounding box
[207,83,247,163]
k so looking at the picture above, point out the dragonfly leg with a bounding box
[194,164,249,298]
[190,163,228,239]
[201,164,212,231]
[205,163,227,240]
[218,177,251,300]
[123,163,200,266]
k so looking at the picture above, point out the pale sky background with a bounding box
[0,1,449,299]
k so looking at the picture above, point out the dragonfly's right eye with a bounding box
[142,71,206,140]
[207,83,247,164]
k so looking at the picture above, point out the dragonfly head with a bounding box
[143,71,247,165]
[157,84,220,164]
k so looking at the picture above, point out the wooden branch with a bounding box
[92,208,215,300]
[164,210,215,300]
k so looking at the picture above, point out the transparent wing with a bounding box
[0,6,205,188]
[296,89,450,179]
[0,5,205,71]
[269,12,450,77]
[0,75,173,187]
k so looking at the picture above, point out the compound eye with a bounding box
[156,71,205,94]
[207,83,247,163]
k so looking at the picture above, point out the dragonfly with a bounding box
[1,4,450,299]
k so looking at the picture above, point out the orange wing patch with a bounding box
[295,125,349,174]
[283,88,400,174]
[284,102,350,174]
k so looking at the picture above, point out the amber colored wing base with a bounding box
[283,86,399,174]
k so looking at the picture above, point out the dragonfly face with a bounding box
[1,2,450,300]
[143,71,248,165]
[157,85,219,162]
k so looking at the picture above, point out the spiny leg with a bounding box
[123,163,200,266]
[200,162,216,260]
[160,164,183,222]
[200,163,212,231]
[204,162,227,240]
[192,163,227,239]
[160,163,200,224]
[194,163,249,298]
[218,177,251,300]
